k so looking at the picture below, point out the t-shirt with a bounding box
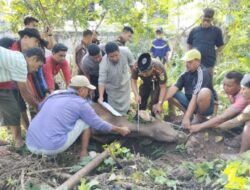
[150,38,171,60]
[187,26,224,68]
[131,59,167,85]
[0,46,28,83]
[80,53,100,77]
[26,88,112,150]
[228,92,248,112]
[175,66,216,100]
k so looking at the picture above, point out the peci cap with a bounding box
[137,53,152,72]
[70,75,96,90]
[18,28,43,43]
[181,49,201,62]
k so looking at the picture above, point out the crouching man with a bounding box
[26,75,130,158]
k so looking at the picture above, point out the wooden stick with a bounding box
[57,149,110,190]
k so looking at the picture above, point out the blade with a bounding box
[100,102,122,117]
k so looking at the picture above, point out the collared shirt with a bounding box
[131,58,167,85]
[0,46,28,84]
[175,66,216,100]
[187,25,224,68]
[228,92,248,112]
[26,88,112,150]
[43,56,72,92]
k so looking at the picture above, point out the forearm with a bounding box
[131,79,139,96]
[18,82,38,108]
[46,36,54,50]
[98,84,105,99]
[158,85,166,103]
[165,86,178,100]
[183,95,197,120]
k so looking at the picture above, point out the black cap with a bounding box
[18,28,42,42]
[0,37,15,49]
[137,53,152,72]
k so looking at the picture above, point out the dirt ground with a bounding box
[0,127,240,190]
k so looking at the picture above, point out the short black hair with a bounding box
[24,16,39,26]
[105,42,119,54]
[83,29,93,37]
[52,43,68,53]
[123,26,134,34]
[87,44,100,56]
[0,37,15,49]
[225,71,243,84]
[24,48,46,64]
[203,8,215,18]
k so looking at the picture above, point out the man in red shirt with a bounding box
[43,43,71,92]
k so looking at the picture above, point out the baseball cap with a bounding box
[70,76,96,90]
[138,53,152,72]
[181,49,201,61]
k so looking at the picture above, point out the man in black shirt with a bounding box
[187,8,224,74]
[165,49,216,129]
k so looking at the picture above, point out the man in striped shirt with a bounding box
[165,49,216,129]
[0,47,45,148]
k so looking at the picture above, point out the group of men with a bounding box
[1,8,250,159]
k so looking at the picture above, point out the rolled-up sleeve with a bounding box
[79,102,112,132]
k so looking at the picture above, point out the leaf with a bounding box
[215,136,224,143]
[154,176,168,185]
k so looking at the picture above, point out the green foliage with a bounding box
[175,143,187,153]
[187,159,226,186]
[78,179,100,190]
[70,156,92,173]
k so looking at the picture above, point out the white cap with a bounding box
[70,75,96,90]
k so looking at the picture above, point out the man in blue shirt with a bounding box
[150,27,171,64]
[187,8,224,74]
[26,75,130,158]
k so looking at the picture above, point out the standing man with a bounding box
[0,47,45,147]
[26,75,130,158]
[75,29,93,73]
[98,42,135,115]
[187,8,224,74]
[80,44,107,102]
[43,43,71,93]
[24,15,54,50]
[150,27,171,65]
[115,26,134,46]
[131,53,167,115]
[165,49,217,129]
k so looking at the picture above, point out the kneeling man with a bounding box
[26,75,130,158]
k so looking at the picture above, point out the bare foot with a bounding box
[79,150,88,160]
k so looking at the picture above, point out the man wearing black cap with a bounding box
[131,53,167,114]
[98,42,135,115]
[80,44,107,102]
[187,8,224,74]
[150,27,171,65]
[115,26,134,46]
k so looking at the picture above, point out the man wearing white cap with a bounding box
[26,75,130,158]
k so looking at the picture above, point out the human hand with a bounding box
[153,103,163,113]
[189,124,202,133]
[135,95,141,104]
[182,118,190,129]
[98,97,104,104]
[117,127,131,136]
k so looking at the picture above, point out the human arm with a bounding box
[187,29,194,50]
[153,83,167,113]
[131,78,141,104]
[190,107,240,133]
[61,61,72,88]
[215,27,224,55]
[98,58,107,103]
[17,81,38,109]
[42,61,55,92]
[182,95,197,128]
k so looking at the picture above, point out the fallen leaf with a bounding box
[215,136,224,143]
